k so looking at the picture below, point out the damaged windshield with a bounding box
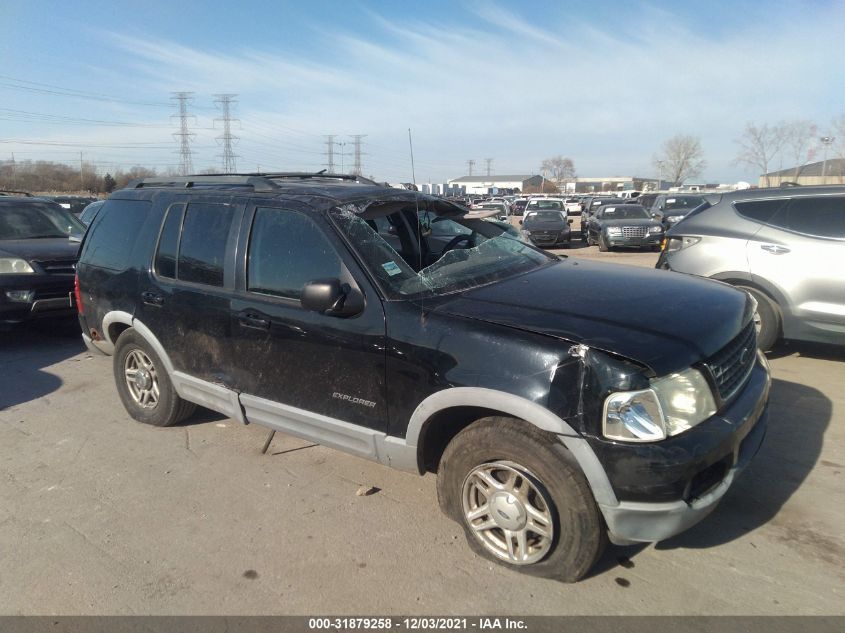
[330,201,554,299]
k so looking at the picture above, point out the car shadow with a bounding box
[588,377,830,576]
[0,319,85,410]
[655,377,830,550]
[767,340,845,362]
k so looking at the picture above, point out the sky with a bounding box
[1,0,843,184]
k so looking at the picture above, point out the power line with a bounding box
[171,92,196,176]
[213,94,239,174]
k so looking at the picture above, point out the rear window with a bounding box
[82,199,150,271]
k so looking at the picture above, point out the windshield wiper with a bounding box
[22,234,67,239]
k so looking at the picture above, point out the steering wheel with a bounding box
[441,234,474,254]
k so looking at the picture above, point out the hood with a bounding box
[598,218,659,227]
[0,238,80,261]
[524,219,568,229]
[428,259,752,376]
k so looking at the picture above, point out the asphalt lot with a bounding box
[1,245,844,615]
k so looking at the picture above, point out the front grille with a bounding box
[704,321,757,402]
[33,259,77,275]
[622,226,647,238]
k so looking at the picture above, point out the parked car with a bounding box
[564,198,582,215]
[473,201,509,220]
[47,195,98,215]
[521,209,572,248]
[510,198,528,215]
[657,185,845,350]
[78,200,106,227]
[584,204,664,251]
[582,197,627,224]
[76,173,769,582]
[523,198,566,215]
[649,194,719,230]
[0,194,84,326]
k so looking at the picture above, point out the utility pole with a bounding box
[466,159,475,176]
[820,136,835,184]
[214,94,239,174]
[350,135,367,176]
[10,153,16,189]
[171,92,196,176]
[324,135,337,172]
[485,158,493,177]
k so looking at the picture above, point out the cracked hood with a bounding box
[427,258,753,376]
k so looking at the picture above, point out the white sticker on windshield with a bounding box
[382,261,402,276]
[605,207,616,213]
[667,198,676,204]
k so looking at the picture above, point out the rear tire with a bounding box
[436,417,606,582]
[113,329,196,427]
[736,286,781,351]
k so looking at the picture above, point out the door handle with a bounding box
[238,312,270,330]
[760,244,790,255]
[141,291,165,306]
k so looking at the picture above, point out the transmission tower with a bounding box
[466,159,475,176]
[213,94,240,174]
[350,135,367,176]
[324,135,337,172]
[171,92,196,176]
[485,158,493,176]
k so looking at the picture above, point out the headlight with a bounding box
[603,367,717,442]
[648,226,663,234]
[667,215,685,223]
[606,226,622,235]
[0,258,35,274]
[665,236,701,252]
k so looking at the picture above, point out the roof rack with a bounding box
[125,172,378,192]
[0,190,33,197]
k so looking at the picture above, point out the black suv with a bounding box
[76,174,770,582]
[0,193,84,325]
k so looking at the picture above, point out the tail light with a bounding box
[74,273,84,314]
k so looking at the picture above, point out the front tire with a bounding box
[437,417,606,582]
[736,286,781,351]
[113,328,196,426]
[598,235,610,252]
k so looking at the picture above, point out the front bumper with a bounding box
[526,230,571,247]
[593,359,770,544]
[0,273,75,324]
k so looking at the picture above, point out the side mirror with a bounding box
[301,278,363,317]
[518,220,523,225]
[567,219,573,225]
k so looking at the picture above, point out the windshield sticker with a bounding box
[382,261,402,276]
[667,198,676,204]
[605,208,616,213]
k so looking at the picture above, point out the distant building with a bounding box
[448,175,543,195]
[573,176,658,193]
[760,159,845,187]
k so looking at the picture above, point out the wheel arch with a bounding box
[407,387,618,507]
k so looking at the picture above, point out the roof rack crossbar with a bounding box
[0,189,33,197]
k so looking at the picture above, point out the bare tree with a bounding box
[779,120,816,181]
[654,135,706,186]
[540,156,576,189]
[735,123,786,187]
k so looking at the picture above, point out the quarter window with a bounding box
[782,197,845,238]
[734,199,788,224]
[247,208,341,300]
[178,203,234,287]
[82,199,150,271]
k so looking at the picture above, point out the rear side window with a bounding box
[154,204,185,279]
[782,196,845,238]
[83,199,151,271]
[734,199,788,224]
[247,208,341,300]
[178,203,234,287]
